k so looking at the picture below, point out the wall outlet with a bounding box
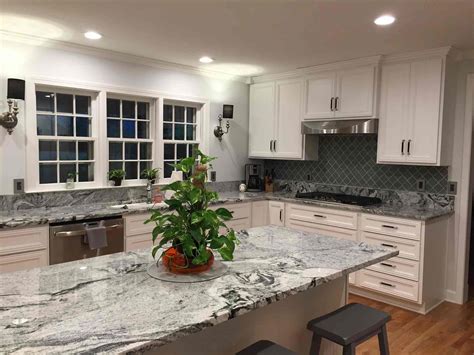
[306,174,312,181]
[210,171,217,182]
[448,181,457,195]
[13,179,24,194]
[416,179,425,192]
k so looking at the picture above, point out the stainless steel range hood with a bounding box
[301,119,378,135]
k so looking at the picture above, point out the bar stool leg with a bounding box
[309,333,322,355]
[378,325,390,355]
[342,344,356,355]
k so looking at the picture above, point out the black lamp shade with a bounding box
[222,104,234,119]
[7,79,25,100]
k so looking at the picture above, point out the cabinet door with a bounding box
[248,82,276,158]
[406,58,443,164]
[335,66,376,118]
[303,71,336,119]
[251,201,268,227]
[274,79,303,159]
[268,201,285,226]
[377,63,410,163]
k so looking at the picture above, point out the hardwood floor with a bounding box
[348,294,474,355]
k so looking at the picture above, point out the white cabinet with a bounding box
[268,201,285,226]
[249,79,303,159]
[377,56,448,165]
[303,65,377,120]
[251,201,268,227]
[124,213,155,252]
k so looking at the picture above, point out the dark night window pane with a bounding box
[125,142,138,160]
[107,98,120,118]
[175,106,185,122]
[39,164,57,184]
[186,107,196,123]
[122,120,135,138]
[36,92,54,112]
[59,141,76,160]
[39,140,57,161]
[174,124,184,140]
[122,100,135,119]
[164,144,174,160]
[137,102,149,120]
[137,121,148,139]
[37,115,55,136]
[140,142,152,160]
[177,144,187,159]
[107,119,120,138]
[188,144,197,157]
[57,94,73,113]
[163,123,173,140]
[78,141,93,160]
[163,105,173,122]
[78,163,94,182]
[59,163,76,183]
[75,95,90,115]
[163,162,175,178]
[57,115,73,136]
[140,161,151,176]
[76,117,90,137]
[186,125,195,141]
[125,161,138,179]
[109,162,122,172]
[109,142,123,160]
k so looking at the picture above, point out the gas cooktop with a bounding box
[294,191,382,207]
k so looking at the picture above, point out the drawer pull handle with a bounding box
[380,262,396,268]
[381,243,397,248]
[313,214,327,218]
[380,281,395,287]
[382,224,398,229]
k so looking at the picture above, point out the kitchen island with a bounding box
[0,226,397,354]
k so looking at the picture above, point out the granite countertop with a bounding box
[0,191,453,229]
[0,225,398,354]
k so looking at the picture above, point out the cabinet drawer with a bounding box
[367,256,420,281]
[0,226,48,256]
[360,231,420,261]
[286,203,358,230]
[357,269,420,303]
[0,250,48,273]
[125,233,154,252]
[125,213,154,237]
[361,214,422,240]
[286,220,357,241]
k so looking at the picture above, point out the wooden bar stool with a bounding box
[307,303,391,355]
[236,340,297,355]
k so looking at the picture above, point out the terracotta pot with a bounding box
[161,247,214,274]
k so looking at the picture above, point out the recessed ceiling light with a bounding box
[84,31,102,40]
[374,14,396,26]
[199,56,214,64]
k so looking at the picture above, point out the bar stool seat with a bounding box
[307,303,391,355]
[236,340,297,355]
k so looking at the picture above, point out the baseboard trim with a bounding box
[445,289,464,304]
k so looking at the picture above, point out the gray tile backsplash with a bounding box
[264,135,449,194]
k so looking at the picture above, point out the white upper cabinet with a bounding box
[303,64,378,120]
[377,51,451,166]
[249,79,303,159]
[248,82,275,158]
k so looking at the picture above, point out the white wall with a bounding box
[0,38,250,194]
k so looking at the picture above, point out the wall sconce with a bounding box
[214,104,234,141]
[0,79,25,135]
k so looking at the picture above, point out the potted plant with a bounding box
[66,172,77,189]
[146,150,237,274]
[108,169,125,186]
[142,168,159,184]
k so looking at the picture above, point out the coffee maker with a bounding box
[245,164,263,191]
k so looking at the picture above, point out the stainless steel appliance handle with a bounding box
[54,224,122,238]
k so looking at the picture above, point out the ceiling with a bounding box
[1,0,473,78]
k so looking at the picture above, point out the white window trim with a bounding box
[24,76,210,192]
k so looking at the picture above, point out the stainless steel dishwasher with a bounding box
[49,217,124,265]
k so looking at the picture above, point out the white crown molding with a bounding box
[382,46,453,63]
[0,30,250,84]
[251,55,382,83]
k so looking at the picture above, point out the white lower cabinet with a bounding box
[124,213,155,252]
[251,201,268,227]
[268,201,285,226]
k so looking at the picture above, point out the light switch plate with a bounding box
[210,171,217,182]
[13,179,24,194]
[448,181,457,195]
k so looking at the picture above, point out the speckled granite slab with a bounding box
[0,226,398,354]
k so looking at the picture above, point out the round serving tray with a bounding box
[147,260,229,283]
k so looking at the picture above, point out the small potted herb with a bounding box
[66,172,78,189]
[108,169,125,186]
[141,168,159,184]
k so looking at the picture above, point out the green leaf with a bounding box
[215,207,233,221]
[218,247,233,261]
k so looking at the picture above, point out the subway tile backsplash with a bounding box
[264,135,449,194]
